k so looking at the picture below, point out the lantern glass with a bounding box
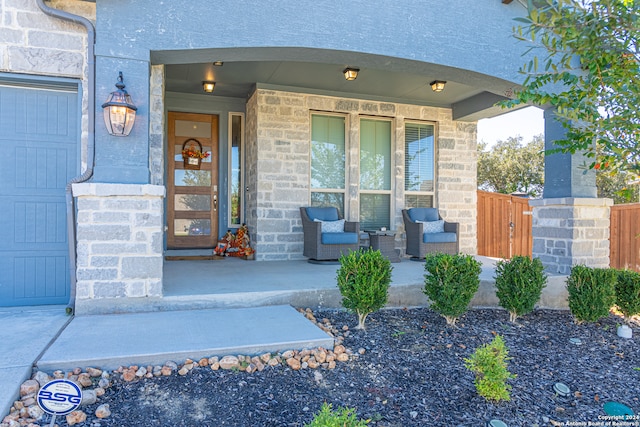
[101,72,137,136]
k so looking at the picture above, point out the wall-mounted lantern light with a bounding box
[430,80,447,92]
[343,67,359,81]
[101,72,137,136]
[202,81,216,93]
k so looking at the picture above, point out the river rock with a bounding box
[19,381,39,397]
[219,355,240,370]
[95,404,111,419]
[66,410,86,426]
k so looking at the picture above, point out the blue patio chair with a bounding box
[300,207,360,261]
[402,208,459,258]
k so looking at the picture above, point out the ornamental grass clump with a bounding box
[566,265,617,324]
[615,269,640,323]
[305,403,369,427]
[423,253,481,326]
[494,256,547,323]
[464,334,515,402]
[337,249,392,330]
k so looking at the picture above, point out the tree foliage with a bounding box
[504,0,640,184]
[478,135,545,197]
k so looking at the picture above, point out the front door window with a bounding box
[167,112,219,248]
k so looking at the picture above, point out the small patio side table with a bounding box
[366,230,401,263]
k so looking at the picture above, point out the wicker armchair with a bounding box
[402,208,459,258]
[300,207,360,261]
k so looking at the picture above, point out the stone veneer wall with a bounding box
[1,0,94,168]
[246,88,477,261]
[73,184,165,312]
[530,197,612,274]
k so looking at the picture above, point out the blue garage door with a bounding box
[0,81,78,306]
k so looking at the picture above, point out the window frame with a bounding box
[227,112,245,228]
[309,112,348,216]
[358,116,394,230]
[404,120,437,208]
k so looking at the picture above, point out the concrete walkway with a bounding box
[0,306,71,417]
[0,305,332,419]
[37,305,333,372]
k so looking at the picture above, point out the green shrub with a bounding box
[423,253,482,326]
[337,249,392,330]
[464,334,515,402]
[566,265,617,323]
[305,403,369,427]
[615,269,640,321]
[494,256,547,322]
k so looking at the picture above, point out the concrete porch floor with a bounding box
[75,255,568,315]
[160,255,494,310]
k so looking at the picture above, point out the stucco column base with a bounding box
[72,183,165,314]
[530,197,613,275]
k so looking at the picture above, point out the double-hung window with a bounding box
[404,122,435,208]
[359,118,392,230]
[310,114,346,216]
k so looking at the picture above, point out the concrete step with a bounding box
[36,305,334,372]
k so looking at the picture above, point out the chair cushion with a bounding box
[408,208,439,222]
[314,218,345,233]
[417,219,444,233]
[423,232,457,243]
[321,232,359,245]
[306,207,339,221]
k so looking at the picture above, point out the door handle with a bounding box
[213,194,217,211]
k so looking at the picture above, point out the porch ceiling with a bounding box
[162,52,523,121]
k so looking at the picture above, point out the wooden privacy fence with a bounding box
[477,192,640,272]
[610,203,640,272]
[477,190,533,259]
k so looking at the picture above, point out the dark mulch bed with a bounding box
[79,308,638,427]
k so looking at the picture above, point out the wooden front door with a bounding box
[167,112,219,249]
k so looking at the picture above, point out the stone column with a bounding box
[73,183,165,314]
[530,197,612,274]
[532,109,612,274]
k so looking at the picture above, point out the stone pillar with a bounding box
[73,183,165,314]
[543,108,596,199]
[530,198,612,274]
[532,109,610,274]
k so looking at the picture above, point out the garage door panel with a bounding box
[12,89,77,142]
[0,82,77,306]
[0,254,69,306]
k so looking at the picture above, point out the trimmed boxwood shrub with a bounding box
[337,249,392,330]
[566,265,617,323]
[423,253,482,326]
[615,269,640,321]
[494,256,547,322]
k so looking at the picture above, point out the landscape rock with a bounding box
[32,371,50,387]
[95,404,111,419]
[81,389,97,406]
[86,367,103,377]
[219,355,240,370]
[65,410,86,426]
[19,381,39,397]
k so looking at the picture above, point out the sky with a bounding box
[477,106,545,147]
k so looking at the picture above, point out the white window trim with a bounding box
[404,119,438,207]
[228,112,245,227]
[309,112,349,214]
[358,116,395,228]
